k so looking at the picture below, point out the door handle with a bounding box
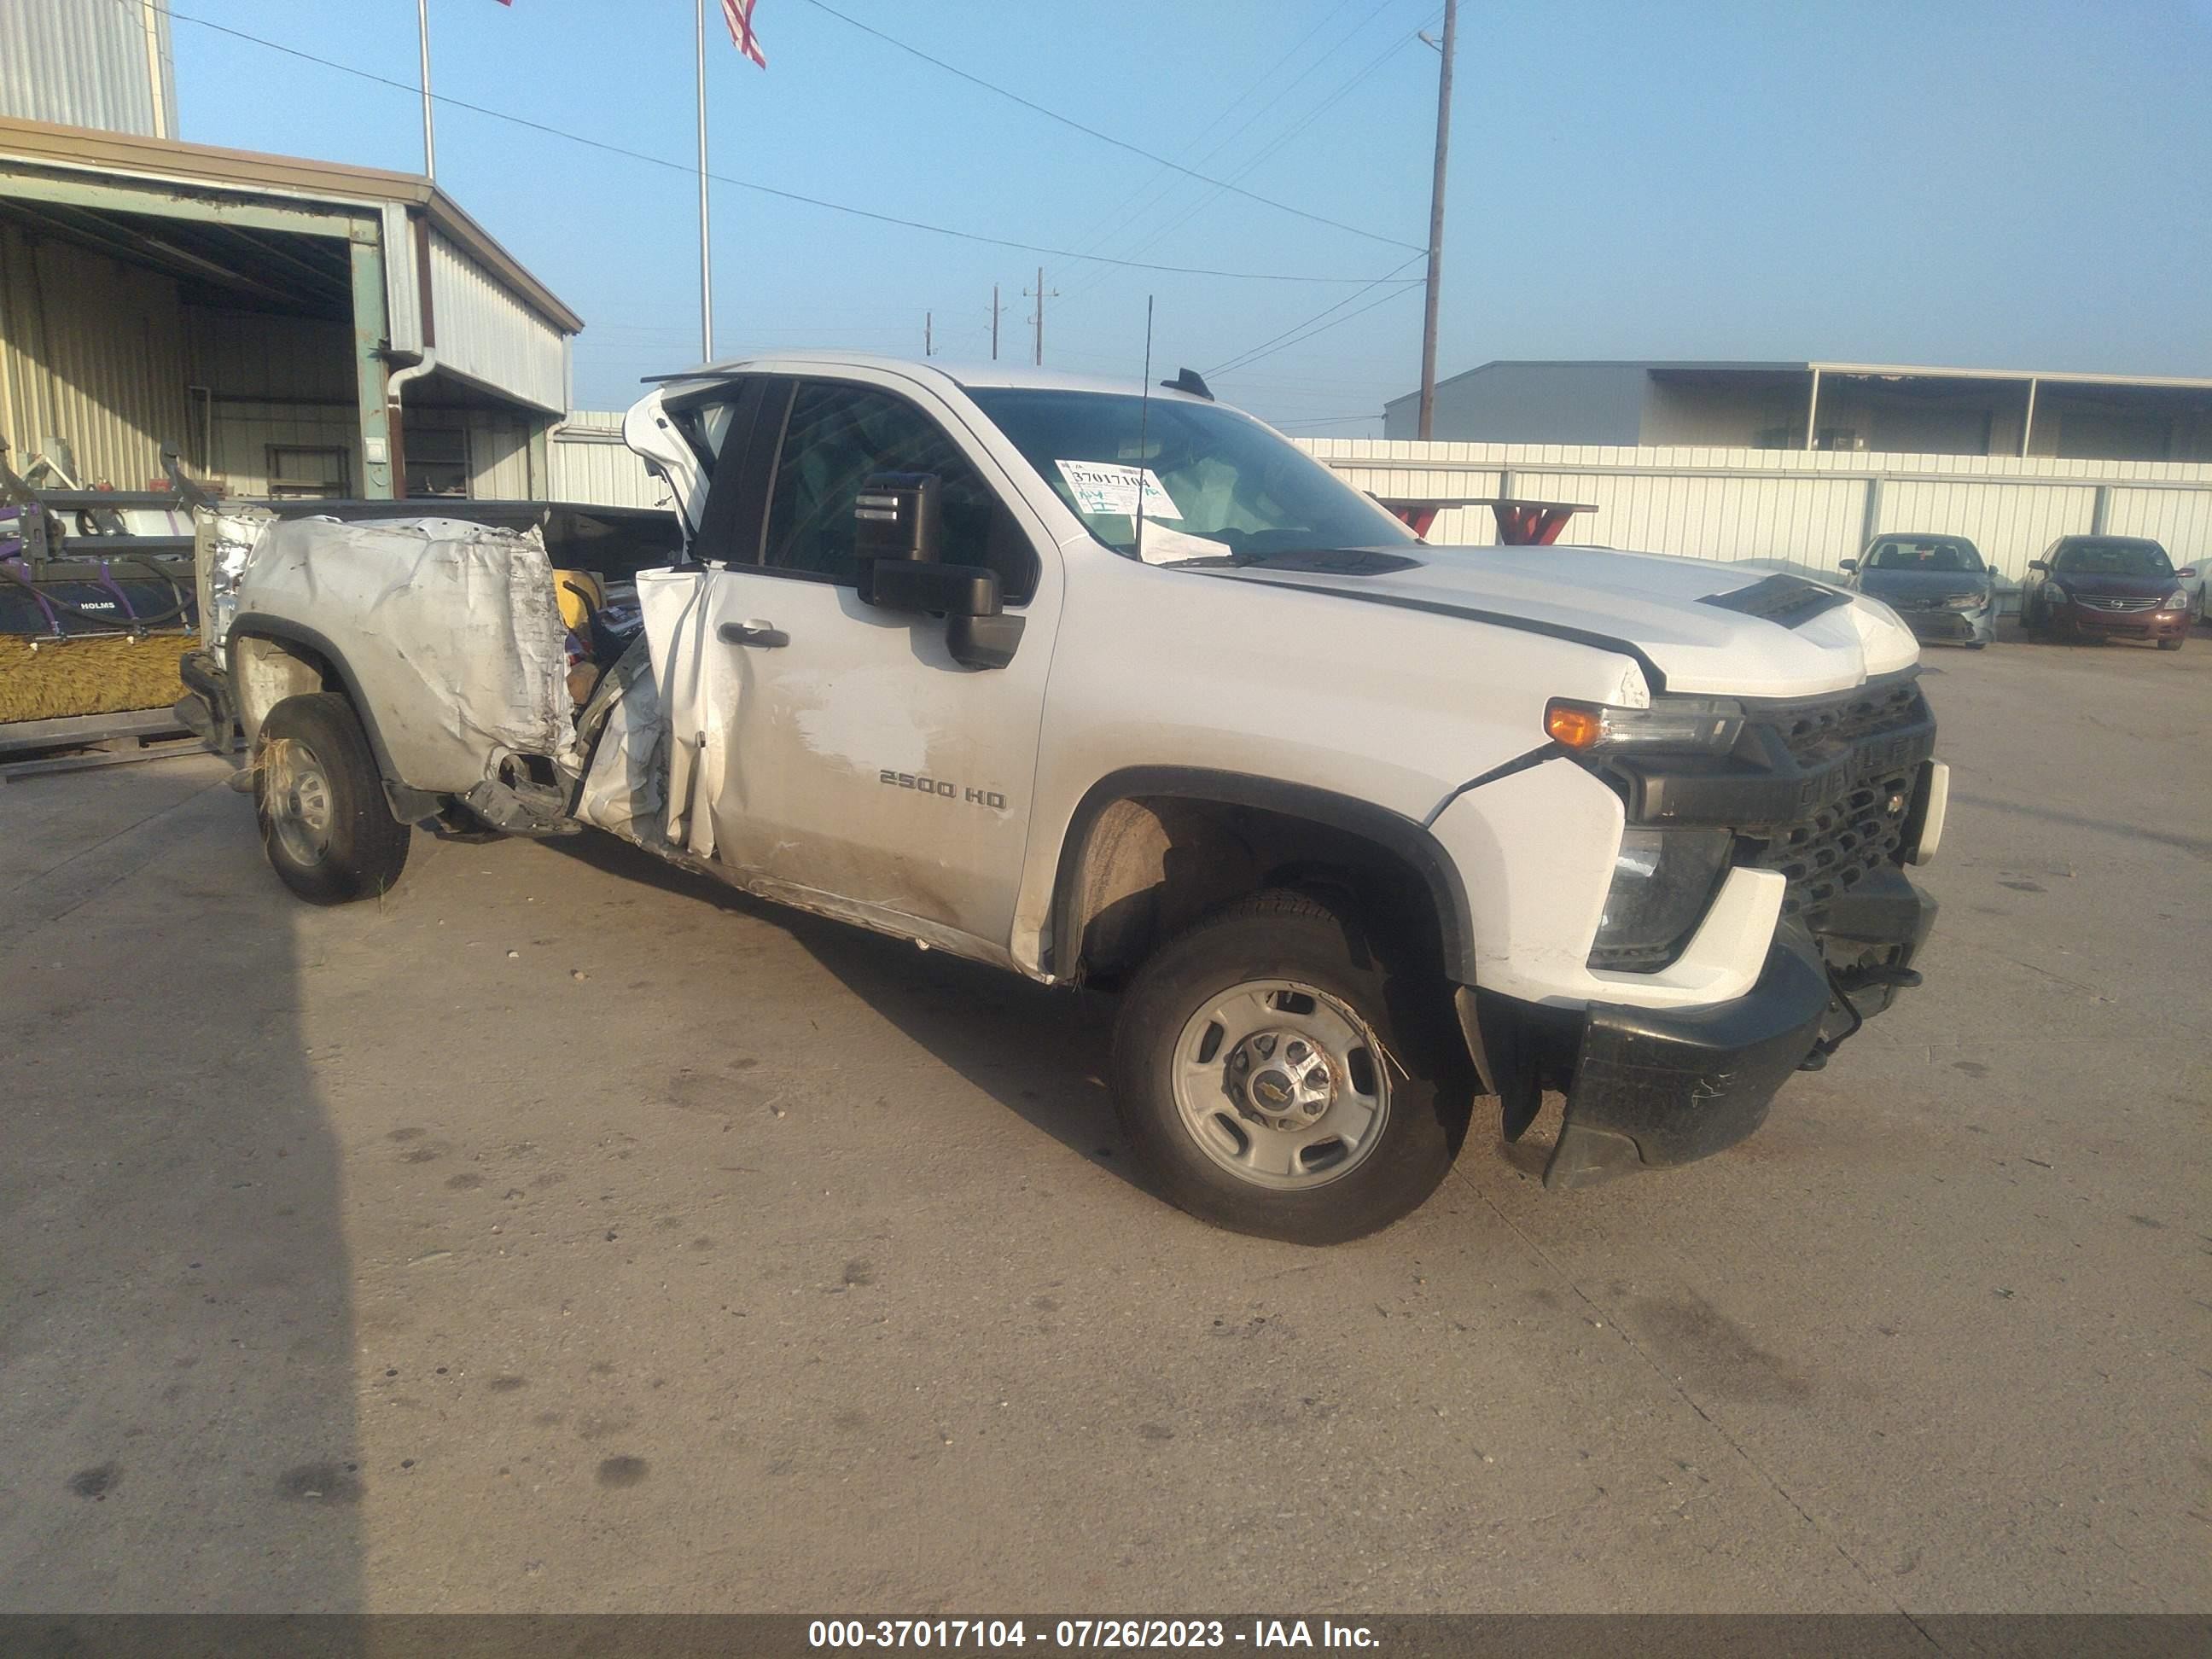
[718,620,789,648]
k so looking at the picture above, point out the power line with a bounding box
[155,4,1406,287]
[1208,280,1425,381]
[1058,0,1359,274]
[793,0,1424,255]
[1113,19,1434,282]
[1060,0,1406,303]
[1208,253,1428,376]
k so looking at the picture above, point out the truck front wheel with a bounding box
[1110,889,1469,1244]
[254,692,410,905]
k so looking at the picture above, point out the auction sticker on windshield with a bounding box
[1055,459,1182,519]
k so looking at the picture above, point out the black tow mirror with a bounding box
[867,559,998,616]
[865,560,1025,669]
[855,472,941,563]
[853,472,1024,669]
[2027,559,2049,573]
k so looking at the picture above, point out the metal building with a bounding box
[1385,360,2212,462]
[0,0,178,141]
[0,116,582,501]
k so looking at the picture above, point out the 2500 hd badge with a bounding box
[881,769,1007,809]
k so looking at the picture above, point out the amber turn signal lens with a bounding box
[1545,700,1606,749]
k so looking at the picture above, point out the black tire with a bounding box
[1109,888,1470,1245]
[254,692,410,905]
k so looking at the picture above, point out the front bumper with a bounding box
[1544,867,1936,1187]
[1899,607,1994,645]
[175,647,237,752]
[2050,605,2189,641]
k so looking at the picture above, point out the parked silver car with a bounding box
[1840,534,1997,648]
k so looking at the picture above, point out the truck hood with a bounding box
[1202,544,1920,698]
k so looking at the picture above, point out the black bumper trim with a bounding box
[1539,866,1936,1188]
[1542,935,1831,1190]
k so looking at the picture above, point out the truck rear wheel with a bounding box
[1109,889,1468,1244]
[254,692,410,905]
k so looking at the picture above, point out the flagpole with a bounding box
[416,0,435,179]
[696,0,713,364]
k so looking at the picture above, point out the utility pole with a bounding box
[924,311,934,358]
[1025,267,1057,368]
[695,0,713,364]
[1417,0,1457,440]
[991,284,1002,361]
[416,0,435,179]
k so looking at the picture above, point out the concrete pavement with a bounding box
[1,626,2206,1614]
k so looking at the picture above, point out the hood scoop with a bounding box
[1699,573,1854,629]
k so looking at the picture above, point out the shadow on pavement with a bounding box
[0,762,363,1616]
[540,830,1150,1198]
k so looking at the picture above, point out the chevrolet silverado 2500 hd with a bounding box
[181,354,1948,1243]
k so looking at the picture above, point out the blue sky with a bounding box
[166,0,2212,432]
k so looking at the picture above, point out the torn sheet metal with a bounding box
[230,515,573,794]
[195,504,274,652]
[570,633,668,849]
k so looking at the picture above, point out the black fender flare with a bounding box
[224,615,440,823]
[1045,765,1477,983]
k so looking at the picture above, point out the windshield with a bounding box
[967,388,1415,564]
[1866,538,1982,573]
[2052,540,2173,578]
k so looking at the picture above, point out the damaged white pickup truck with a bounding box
[182,354,1949,1243]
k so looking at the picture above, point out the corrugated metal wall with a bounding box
[0,219,190,487]
[550,409,668,508]
[463,409,535,498]
[428,230,569,416]
[0,0,177,140]
[185,309,358,497]
[1304,439,2212,590]
[2106,485,2212,556]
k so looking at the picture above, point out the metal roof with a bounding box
[0,114,582,333]
[1389,358,2212,412]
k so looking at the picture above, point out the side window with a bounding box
[762,381,1035,600]
[671,393,743,473]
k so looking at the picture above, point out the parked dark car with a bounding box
[2020,536,2195,650]
[1840,533,1996,648]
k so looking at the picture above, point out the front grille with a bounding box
[2076,595,2160,613]
[1768,676,1925,765]
[1740,675,1934,921]
[1757,765,1919,917]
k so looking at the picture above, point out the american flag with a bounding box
[721,0,768,68]
[494,0,761,68]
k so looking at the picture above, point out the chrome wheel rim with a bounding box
[263,737,335,868]
[1170,978,1392,1191]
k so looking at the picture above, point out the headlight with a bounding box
[2163,589,2189,610]
[2045,583,2069,604]
[1544,696,1743,754]
[1944,592,1989,611]
[1588,829,1735,969]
